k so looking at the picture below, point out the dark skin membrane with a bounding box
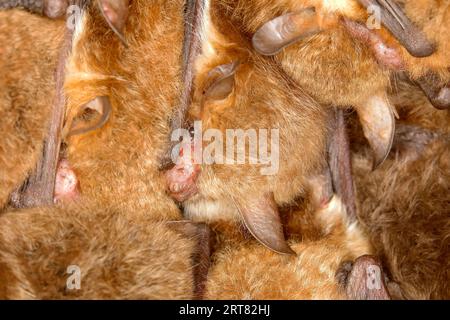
[160,0,206,171]
[9,26,73,208]
[328,109,357,222]
[0,0,69,18]
[356,0,435,57]
[167,221,215,300]
[416,72,450,110]
[7,0,130,207]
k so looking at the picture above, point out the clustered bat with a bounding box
[0,0,448,300]
[0,0,214,299]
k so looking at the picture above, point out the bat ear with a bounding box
[63,96,112,139]
[356,0,435,57]
[97,0,130,46]
[357,94,396,169]
[203,61,239,102]
[235,193,295,255]
[252,8,322,56]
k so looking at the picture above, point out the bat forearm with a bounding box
[0,0,44,13]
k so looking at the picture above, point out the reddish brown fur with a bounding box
[217,0,389,110]
[352,84,450,299]
[0,202,198,299]
[183,1,328,224]
[397,0,450,82]
[205,196,373,299]
[63,0,186,220]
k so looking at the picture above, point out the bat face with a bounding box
[63,0,187,219]
[166,1,328,254]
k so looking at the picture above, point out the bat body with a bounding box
[352,82,450,299]
[165,0,330,254]
[0,202,210,299]
[0,2,216,299]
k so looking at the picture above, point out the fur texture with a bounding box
[184,0,328,224]
[352,84,450,299]
[63,0,186,220]
[205,196,372,299]
[0,10,64,209]
[0,203,197,299]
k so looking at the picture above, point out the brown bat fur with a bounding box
[395,0,450,81]
[0,10,64,209]
[0,202,198,299]
[351,85,450,299]
[204,196,373,299]
[63,0,187,220]
[217,0,389,109]
[218,0,450,109]
[183,1,328,226]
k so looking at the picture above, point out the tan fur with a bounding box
[205,196,372,299]
[352,85,450,299]
[398,0,450,82]
[0,203,197,299]
[61,0,188,220]
[217,0,388,110]
[184,0,328,223]
[0,10,64,209]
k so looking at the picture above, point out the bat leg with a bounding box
[342,18,404,71]
[336,255,392,300]
[43,0,69,18]
[356,0,435,57]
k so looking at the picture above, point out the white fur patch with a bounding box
[322,0,358,15]
[184,198,239,222]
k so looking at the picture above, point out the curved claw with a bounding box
[252,8,322,56]
[358,94,396,170]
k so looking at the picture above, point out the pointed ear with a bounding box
[252,8,322,56]
[97,0,130,46]
[203,61,239,102]
[234,193,295,255]
[63,96,112,138]
[356,0,435,57]
[357,94,396,169]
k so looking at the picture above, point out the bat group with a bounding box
[0,0,448,299]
